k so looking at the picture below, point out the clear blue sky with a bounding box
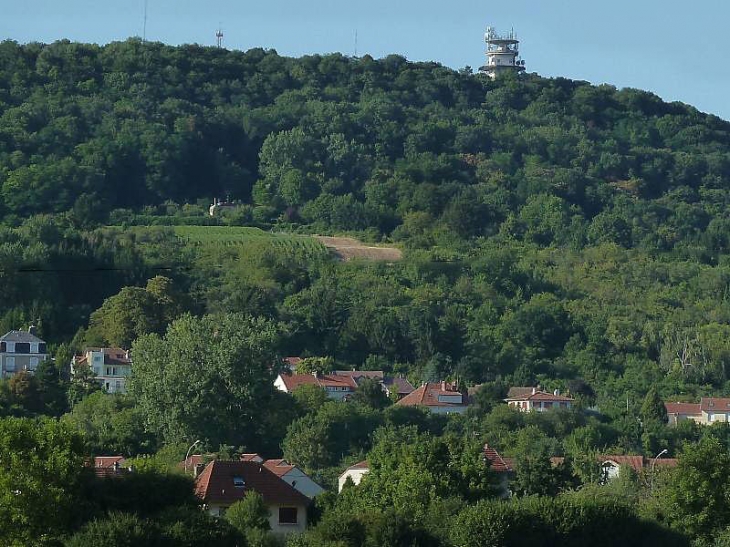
[2,0,728,120]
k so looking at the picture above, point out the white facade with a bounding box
[338,465,370,492]
[206,504,308,534]
[72,348,132,394]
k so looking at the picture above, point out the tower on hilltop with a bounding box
[479,26,526,79]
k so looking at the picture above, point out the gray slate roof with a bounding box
[0,330,45,344]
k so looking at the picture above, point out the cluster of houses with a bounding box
[665,398,730,425]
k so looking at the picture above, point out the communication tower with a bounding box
[216,27,224,48]
[479,26,526,79]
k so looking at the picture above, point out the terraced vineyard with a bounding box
[172,226,329,256]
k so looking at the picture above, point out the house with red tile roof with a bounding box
[665,402,702,425]
[274,371,358,400]
[483,444,514,498]
[262,458,325,499]
[665,397,730,425]
[395,382,469,414]
[72,347,132,394]
[338,461,370,492]
[234,454,324,499]
[194,460,311,534]
[505,387,574,412]
[274,369,414,401]
[92,456,129,478]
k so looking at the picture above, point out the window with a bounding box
[233,476,245,488]
[278,507,298,524]
[38,343,46,354]
[15,343,30,354]
[115,380,122,392]
[112,367,117,376]
[5,357,15,371]
[29,357,38,370]
[94,355,102,362]
[0,342,4,352]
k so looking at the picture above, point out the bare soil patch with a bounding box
[314,236,403,262]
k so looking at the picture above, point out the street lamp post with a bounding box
[184,439,202,474]
[650,448,669,491]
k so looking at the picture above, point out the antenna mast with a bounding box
[354,29,358,57]
[216,26,224,48]
[143,0,148,41]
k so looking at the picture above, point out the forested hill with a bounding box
[2,38,730,255]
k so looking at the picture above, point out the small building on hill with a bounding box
[194,460,311,534]
[395,382,469,414]
[505,387,574,412]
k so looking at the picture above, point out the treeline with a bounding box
[2,39,730,258]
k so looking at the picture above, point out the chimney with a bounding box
[28,325,37,336]
[441,381,446,391]
[532,387,536,395]
[554,389,559,396]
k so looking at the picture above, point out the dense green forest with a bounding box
[3,38,730,545]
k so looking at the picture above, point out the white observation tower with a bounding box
[479,26,526,79]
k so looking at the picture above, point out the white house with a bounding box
[665,398,730,425]
[338,461,370,492]
[0,327,49,379]
[194,460,311,534]
[72,347,132,394]
[274,371,358,401]
[504,387,574,412]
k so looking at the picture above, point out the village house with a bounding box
[665,398,730,425]
[549,454,678,482]
[194,460,311,534]
[0,327,49,379]
[92,456,131,478]
[483,443,514,498]
[274,369,414,401]
[72,347,132,394]
[338,461,370,492]
[504,386,574,412]
[239,454,324,499]
[395,381,470,414]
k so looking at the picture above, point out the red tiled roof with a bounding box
[700,397,730,412]
[240,453,264,462]
[334,370,384,381]
[483,444,513,473]
[263,459,295,477]
[395,382,467,408]
[654,458,679,468]
[194,461,310,507]
[506,387,535,399]
[93,456,128,478]
[345,460,369,471]
[599,455,644,473]
[277,372,358,391]
[665,402,701,415]
[505,389,574,403]
[383,376,415,395]
[94,456,126,468]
